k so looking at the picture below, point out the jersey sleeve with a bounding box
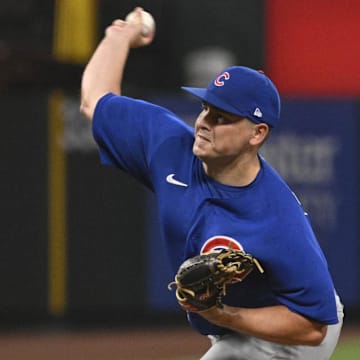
[92,93,193,189]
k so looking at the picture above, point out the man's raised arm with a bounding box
[80,7,155,121]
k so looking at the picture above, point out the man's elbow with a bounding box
[305,325,327,346]
[80,96,94,121]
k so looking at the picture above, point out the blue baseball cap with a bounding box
[181,66,281,127]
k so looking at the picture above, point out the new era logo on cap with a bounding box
[253,107,263,118]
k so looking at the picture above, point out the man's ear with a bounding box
[250,123,270,146]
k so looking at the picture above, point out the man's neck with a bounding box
[203,153,261,187]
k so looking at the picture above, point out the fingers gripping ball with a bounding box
[168,249,264,312]
[125,9,155,37]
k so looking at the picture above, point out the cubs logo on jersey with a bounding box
[200,235,243,254]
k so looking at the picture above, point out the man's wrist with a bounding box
[198,305,225,324]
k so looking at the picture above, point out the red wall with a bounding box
[266,0,360,96]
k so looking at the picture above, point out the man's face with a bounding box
[193,103,257,164]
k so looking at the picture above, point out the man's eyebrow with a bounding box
[202,102,226,113]
[202,102,243,121]
[215,107,242,120]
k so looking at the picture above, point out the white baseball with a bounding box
[125,10,155,37]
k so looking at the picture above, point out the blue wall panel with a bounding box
[263,99,360,307]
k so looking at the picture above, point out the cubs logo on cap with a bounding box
[214,71,230,87]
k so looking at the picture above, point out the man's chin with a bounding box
[193,145,209,161]
[193,152,214,165]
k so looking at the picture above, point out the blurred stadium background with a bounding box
[1,0,359,358]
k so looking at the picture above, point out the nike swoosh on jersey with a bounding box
[166,173,188,187]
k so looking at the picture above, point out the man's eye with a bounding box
[201,103,208,111]
[217,116,231,125]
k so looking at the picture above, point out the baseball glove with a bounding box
[168,248,264,312]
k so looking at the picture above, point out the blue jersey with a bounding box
[93,93,339,335]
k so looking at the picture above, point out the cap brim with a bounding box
[181,87,207,101]
[181,86,245,118]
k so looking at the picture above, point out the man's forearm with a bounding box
[199,304,327,346]
[80,24,131,120]
[80,8,154,120]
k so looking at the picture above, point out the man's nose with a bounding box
[198,110,212,127]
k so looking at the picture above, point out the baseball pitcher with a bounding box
[80,7,343,360]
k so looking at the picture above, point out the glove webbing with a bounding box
[216,249,265,276]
